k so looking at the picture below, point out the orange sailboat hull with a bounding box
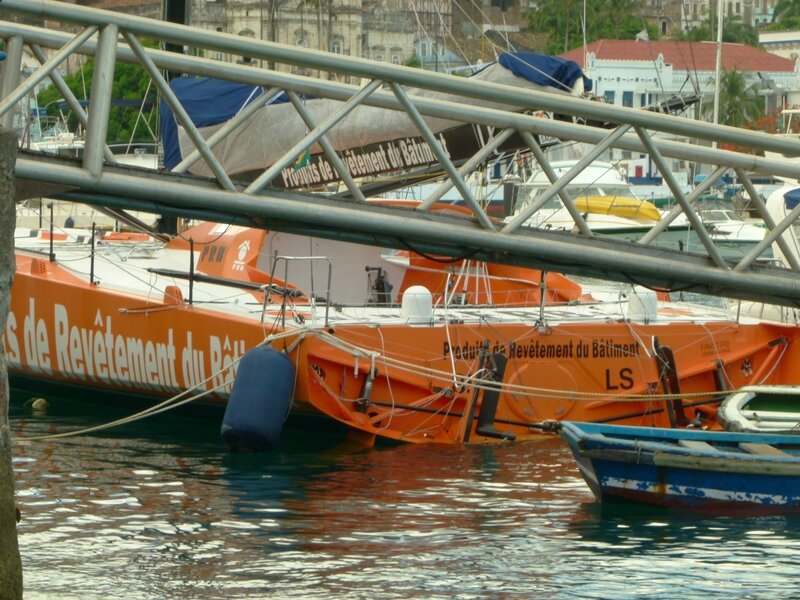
[7,224,800,445]
[296,320,798,443]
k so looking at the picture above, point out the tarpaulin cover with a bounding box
[498,52,592,93]
[161,53,587,176]
[160,78,285,169]
[784,187,800,210]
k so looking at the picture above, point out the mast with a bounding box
[712,0,723,128]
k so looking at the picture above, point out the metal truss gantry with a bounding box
[4,0,800,307]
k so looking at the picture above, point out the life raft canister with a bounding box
[221,345,295,451]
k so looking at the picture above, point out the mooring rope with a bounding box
[15,328,313,443]
[307,328,728,403]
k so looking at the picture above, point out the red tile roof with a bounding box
[561,39,796,73]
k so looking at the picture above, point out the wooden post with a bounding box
[0,129,23,599]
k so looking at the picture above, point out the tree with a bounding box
[676,14,758,46]
[764,15,800,29]
[527,0,657,55]
[772,0,800,23]
[702,68,764,128]
[36,43,159,144]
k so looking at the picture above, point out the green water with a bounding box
[9,386,800,599]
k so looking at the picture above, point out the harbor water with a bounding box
[9,386,800,599]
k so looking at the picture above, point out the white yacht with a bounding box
[508,160,697,249]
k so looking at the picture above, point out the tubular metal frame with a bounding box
[3,0,800,306]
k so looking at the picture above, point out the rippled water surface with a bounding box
[10,387,800,599]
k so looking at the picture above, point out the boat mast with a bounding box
[712,0,723,131]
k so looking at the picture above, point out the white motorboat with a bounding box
[717,385,800,434]
[664,204,772,261]
[508,160,697,249]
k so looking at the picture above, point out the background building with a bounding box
[760,29,800,60]
[562,39,799,114]
[560,39,800,178]
[187,0,444,79]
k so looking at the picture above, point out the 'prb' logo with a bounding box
[232,240,250,272]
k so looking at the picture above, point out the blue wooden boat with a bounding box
[559,421,800,513]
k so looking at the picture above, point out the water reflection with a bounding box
[10,389,800,599]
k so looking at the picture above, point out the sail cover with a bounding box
[161,52,591,189]
[498,53,591,93]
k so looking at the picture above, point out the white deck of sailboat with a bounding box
[12,225,761,329]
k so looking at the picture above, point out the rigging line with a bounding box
[374,326,397,432]
[16,333,261,442]
[127,78,157,147]
[669,35,701,96]
[18,381,230,443]
[675,0,703,95]
[237,84,263,117]
[408,0,432,61]
[433,0,467,72]
[465,0,513,53]
[310,329,726,402]
[449,0,501,60]
[501,10,516,53]
[637,37,666,97]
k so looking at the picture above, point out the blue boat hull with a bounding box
[574,454,800,512]
[561,421,800,513]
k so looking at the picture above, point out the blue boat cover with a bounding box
[784,187,800,210]
[498,52,592,93]
[160,78,288,169]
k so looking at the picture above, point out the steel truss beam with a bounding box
[16,155,800,308]
[2,1,800,306]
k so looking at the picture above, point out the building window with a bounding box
[623,91,633,107]
[375,54,384,62]
[604,90,615,104]
[297,38,308,48]
[330,40,342,54]
[391,54,401,64]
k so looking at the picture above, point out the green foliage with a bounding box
[36,40,159,143]
[405,54,422,68]
[773,0,800,22]
[526,0,657,55]
[675,14,758,46]
[764,16,800,29]
[701,68,764,127]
